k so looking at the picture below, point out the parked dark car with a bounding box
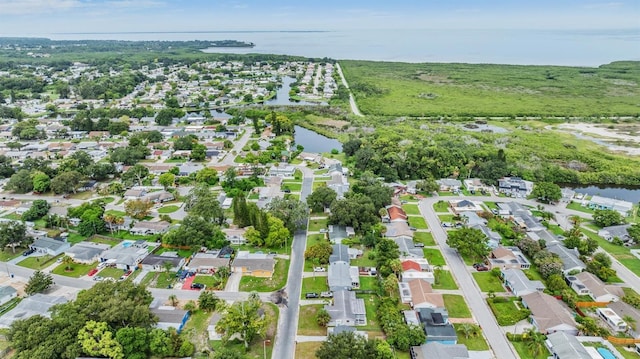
[191,283,205,290]
[305,292,319,299]
[22,248,35,256]
[414,242,425,248]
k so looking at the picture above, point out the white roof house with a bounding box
[586,195,633,217]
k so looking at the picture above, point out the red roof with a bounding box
[387,206,407,221]
[402,260,421,272]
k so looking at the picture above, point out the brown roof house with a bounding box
[398,279,444,309]
[521,292,578,335]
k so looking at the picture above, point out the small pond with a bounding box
[293,126,342,154]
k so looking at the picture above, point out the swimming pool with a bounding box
[122,241,133,248]
[597,347,616,359]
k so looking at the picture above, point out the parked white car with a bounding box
[313,267,326,272]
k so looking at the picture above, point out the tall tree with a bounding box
[0,221,27,253]
[25,270,54,295]
[446,227,490,261]
[77,320,124,359]
[266,197,308,233]
[216,296,267,348]
[593,209,624,228]
[306,186,337,213]
[530,182,562,203]
[125,199,153,220]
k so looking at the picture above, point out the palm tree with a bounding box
[569,215,583,227]
[62,255,74,271]
[389,259,403,276]
[433,265,443,285]
[168,294,178,307]
[623,315,637,334]
[456,323,479,339]
[525,329,546,358]
[104,214,115,234]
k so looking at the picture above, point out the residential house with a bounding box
[129,221,171,236]
[328,261,359,291]
[385,204,408,222]
[410,342,470,359]
[463,178,488,193]
[436,179,462,192]
[188,252,230,274]
[521,292,578,335]
[268,164,295,178]
[546,242,586,274]
[140,252,185,272]
[0,286,17,306]
[150,303,190,333]
[596,307,627,332]
[608,301,640,338]
[402,279,444,309]
[324,290,367,326]
[142,191,175,203]
[401,270,435,284]
[501,268,545,297]
[327,172,350,199]
[327,325,368,340]
[329,244,350,264]
[586,195,633,217]
[223,228,247,245]
[100,240,149,270]
[29,237,70,256]
[566,271,623,302]
[64,242,110,264]
[489,247,532,270]
[449,199,483,214]
[417,307,457,344]
[384,221,414,241]
[0,294,68,328]
[177,163,203,177]
[394,237,424,259]
[598,224,633,243]
[231,251,275,278]
[460,211,487,226]
[402,258,431,272]
[498,177,534,197]
[545,331,591,359]
[327,225,354,244]
[123,187,147,200]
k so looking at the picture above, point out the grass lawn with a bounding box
[0,248,24,262]
[308,218,328,232]
[472,272,506,292]
[306,233,327,247]
[566,201,595,214]
[351,249,376,267]
[433,201,450,212]
[68,191,94,200]
[581,230,640,277]
[357,294,382,332]
[548,224,565,236]
[437,191,456,197]
[17,254,60,270]
[100,196,115,204]
[444,294,472,318]
[295,341,323,359]
[454,324,490,350]
[438,214,456,223]
[297,304,326,335]
[157,205,179,214]
[312,181,328,190]
[181,309,213,353]
[105,209,127,217]
[65,232,88,244]
[613,345,640,359]
[484,202,498,210]
[282,182,302,192]
[300,277,329,298]
[2,213,21,220]
[423,248,446,266]
[488,297,531,326]
[52,262,96,277]
[99,267,127,279]
[193,274,223,289]
[359,276,378,291]
[403,204,421,215]
[239,259,289,292]
[285,193,300,201]
[88,235,122,247]
[511,340,551,359]
[140,272,156,287]
[433,270,458,290]
[408,216,428,229]
[155,272,176,288]
[414,231,436,246]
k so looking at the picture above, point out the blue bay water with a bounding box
[41,28,640,66]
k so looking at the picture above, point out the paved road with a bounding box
[419,197,517,359]
[335,63,363,117]
[218,128,253,166]
[272,166,313,359]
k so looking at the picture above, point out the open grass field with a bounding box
[567,201,595,214]
[473,272,506,292]
[300,277,329,298]
[308,218,328,232]
[408,216,428,229]
[433,201,450,212]
[443,294,471,318]
[402,204,421,215]
[295,341,323,359]
[341,60,640,117]
[17,254,59,270]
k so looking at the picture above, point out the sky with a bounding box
[0,0,638,35]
